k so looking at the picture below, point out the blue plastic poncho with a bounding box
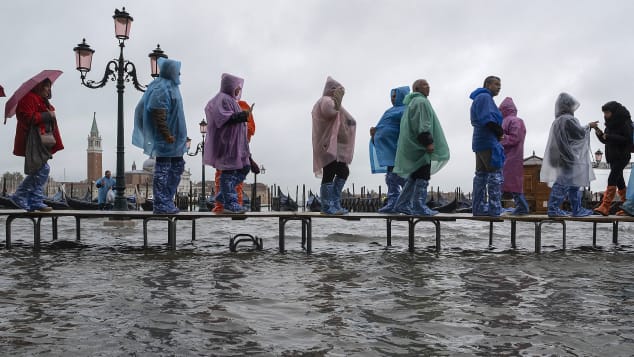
[132,58,187,157]
[96,176,116,205]
[470,87,505,169]
[369,86,410,173]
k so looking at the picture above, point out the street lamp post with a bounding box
[187,119,209,212]
[251,164,266,211]
[73,7,168,211]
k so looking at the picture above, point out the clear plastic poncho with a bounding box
[540,93,595,187]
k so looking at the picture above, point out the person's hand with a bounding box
[588,121,599,129]
[426,143,435,153]
[370,127,376,138]
[498,134,505,141]
[332,87,344,110]
[166,135,175,144]
[49,111,56,119]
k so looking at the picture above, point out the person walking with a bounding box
[470,76,505,216]
[132,58,188,214]
[499,97,530,215]
[204,73,252,214]
[392,79,450,215]
[9,77,64,212]
[312,76,356,215]
[592,101,632,216]
[541,92,598,217]
[369,86,410,213]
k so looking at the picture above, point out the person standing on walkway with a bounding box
[592,101,632,216]
[470,76,505,216]
[392,79,449,215]
[541,92,598,217]
[369,86,410,213]
[204,73,252,214]
[312,76,357,215]
[132,58,188,214]
[499,97,529,215]
[212,100,256,213]
[95,170,116,210]
[10,78,64,212]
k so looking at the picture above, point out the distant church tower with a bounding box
[87,112,103,182]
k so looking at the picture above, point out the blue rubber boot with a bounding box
[410,179,438,216]
[511,192,530,215]
[332,177,349,214]
[320,182,342,215]
[568,186,593,217]
[487,170,504,217]
[165,158,185,213]
[394,178,415,215]
[218,171,246,213]
[472,171,489,216]
[153,159,175,214]
[379,172,405,213]
[547,182,569,217]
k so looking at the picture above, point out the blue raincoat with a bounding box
[470,87,504,169]
[369,86,410,173]
[132,58,187,157]
[96,176,116,205]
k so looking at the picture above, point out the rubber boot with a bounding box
[320,182,342,215]
[213,170,224,213]
[511,192,530,215]
[378,172,404,213]
[472,171,488,216]
[487,171,504,217]
[153,159,175,214]
[332,177,349,214]
[593,186,616,216]
[394,178,415,215]
[218,171,246,214]
[569,186,593,217]
[547,182,569,217]
[410,179,438,216]
[165,157,185,213]
[12,163,51,211]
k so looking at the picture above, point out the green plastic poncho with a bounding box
[393,92,450,177]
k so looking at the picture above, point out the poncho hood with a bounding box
[158,58,181,85]
[499,97,517,117]
[392,86,409,107]
[555,92,580,117]
[469,87,491,100]
[220,73,244,100]
[322,76,343,97]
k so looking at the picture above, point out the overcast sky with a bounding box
[2,0,632,194]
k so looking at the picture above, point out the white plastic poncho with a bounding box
[540,93,595,187]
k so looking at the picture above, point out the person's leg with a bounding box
[152,158,171,213]
[472,150,491,216]
[218,170,246,213]
[487,170,504,217]
[319,161,340,214]
[165,157,185,213]
[379,167,402,213]
[569,186,593,217]
[27,163,51,211]
[511,192,530,215]
[213,169,223,212]
[547,181,569,217]
[409,165,437,216]
[332,162,349,214]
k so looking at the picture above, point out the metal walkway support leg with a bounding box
[6,216,15,249]
[408,218,442,253]
[52,217,58,241]
[534,222,541,253]
[168,218,176,250]
[143,218,149,248]
[408,219,415,253]
[278,217,286,253]
[489,221,494,247]
[386,218,392,246]
[75,217,81,241]
[304,219,312,255]
[510,220,517,249]
[613,221,619,244]
[592,222,597,248]
[34,217,42,250]
[191,218,196,241]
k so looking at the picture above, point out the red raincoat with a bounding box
[13,91,64,157]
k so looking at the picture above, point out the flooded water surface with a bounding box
[0,217,633,356]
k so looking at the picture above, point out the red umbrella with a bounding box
[0,85,5,97]
[4,69,63,124]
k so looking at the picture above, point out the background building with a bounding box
[86,112,103,182]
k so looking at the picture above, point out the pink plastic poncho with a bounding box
[203,73,250,170]
[311,76,357,177]
[499,97,526,193]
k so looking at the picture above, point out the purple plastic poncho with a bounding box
[203,73,250,170]
[312,76,357,177]
[499,97,526,193]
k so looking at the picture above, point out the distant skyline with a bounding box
[2,0,633,194]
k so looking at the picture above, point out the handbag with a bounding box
[40,131,56,150]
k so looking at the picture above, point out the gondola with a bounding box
[272,188,298,212]
[306,190,321,212]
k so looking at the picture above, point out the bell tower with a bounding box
[87,112,103,182]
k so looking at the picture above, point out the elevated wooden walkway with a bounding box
[0,210,631,253]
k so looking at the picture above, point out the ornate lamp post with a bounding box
[73,7,168,211]
[186,119,209,212]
